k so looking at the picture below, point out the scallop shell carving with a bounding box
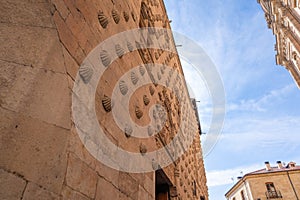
[131,72,139,85]
[100,50,111,67]
[157,72,161,80]
[102,95,112,112]
[148,126,154,136]
[98,12,108,28]
[143,95,150,106]
[124,125,133,138]
[127,41,134,52]
[131,12,136,22]
[119,80,128,95]
[135,106,143,119]
[140,144,147,155]
[149,86,155,96]
[79,64,93,84]
[139,66,145,76]
[112,10,120,24]
[115,44,125,58]
[123,11,130,22]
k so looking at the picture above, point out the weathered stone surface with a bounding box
[138,185,149,200]
[0,0,55,28]
[51,0,70,20]
[143,174,155,195]
[95,177,119,200]
[0,108,68,194]
[118,172,139,200]
[22,182,60,200]
[62,46,79,82]
[0,169,27,200]
[0,23,65,73]
[0,0,209,199]
[61,185,91,200]
[65,154,98,199]
[53,11,86,65]
[95,161,120,188]
[0,60,71,129]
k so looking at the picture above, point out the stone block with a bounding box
[53,11,86,65]
[61,185,90,200]
[0,23,65,73]
[0,108,69,194]
[65,153,98,199]
[0,0,54,28]
[95,177,119,200]
[22,182,60,200]
[0,169,27,200]
[95,161,120,188]
[51,0,70,20]
[143,174,155,195]
[138,185,149,200]
[62,46,79,82]
[118,172,139,200]
[0,60,71,129]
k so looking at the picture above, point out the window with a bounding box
[265,182,282,199]
[200,196,205,200]
[266,182,276,192]
[232,198,236,200]
[241,190,246,200]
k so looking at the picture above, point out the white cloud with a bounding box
[227,84,295,112]
[207,163,263,187]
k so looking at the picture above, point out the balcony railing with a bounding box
[265,190,283,199]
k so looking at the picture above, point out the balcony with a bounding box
[265,190,283,199]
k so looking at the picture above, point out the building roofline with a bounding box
[225,165,300,198]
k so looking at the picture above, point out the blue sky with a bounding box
[164,0,300,199]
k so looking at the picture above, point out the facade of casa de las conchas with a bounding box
[258,0,300,88]
[225,161,300,200]
[0,0,208,200]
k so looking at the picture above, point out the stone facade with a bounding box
[258,0,300,88]
[225,161,300,200]
[0,0,208,200]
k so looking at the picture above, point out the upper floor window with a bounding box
[265,182,282,199]
[266,182,276,192]
[241,190,246,200]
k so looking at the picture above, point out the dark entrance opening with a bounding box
[155,169,172,200]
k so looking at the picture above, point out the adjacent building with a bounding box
[225,161,300,200]
[258,0,300,88]
[0,0,208,200]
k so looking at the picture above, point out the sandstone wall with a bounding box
[0,0,208,199]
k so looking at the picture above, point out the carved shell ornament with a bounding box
[140,143,147,155]
[139,66,146,76]
[112,10,120,24]
[127,41,134,52]
[98,11,108,28]
[100,50,111,67]
[143,95,150,106]
[119,80,128,95]
[124,124,133,138]
[123,11,130,22]
[72,27,225,173]
[131,71,139,85]
[79,64,93,84]
[115,44,125,58]
[102,95,112,112]
[135,106,143,119]
[149,85,155,96]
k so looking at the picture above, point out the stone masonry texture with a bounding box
[0,0,208,199]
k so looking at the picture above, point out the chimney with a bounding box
[277,161,283,169]
[265,161,271,171]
